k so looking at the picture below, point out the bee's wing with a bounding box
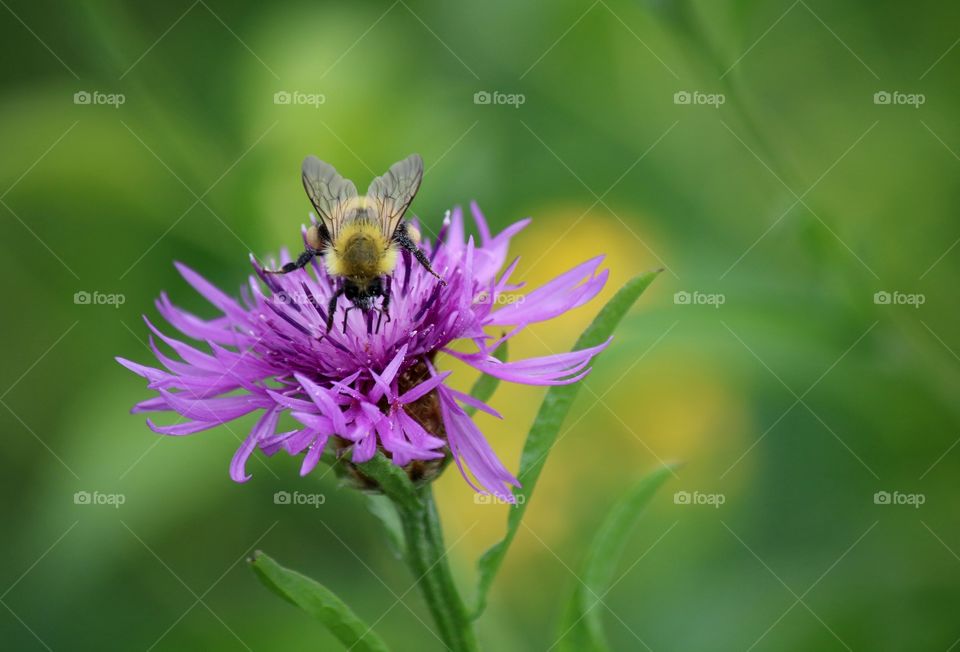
[366,154,423,239]
[301,156,358,240]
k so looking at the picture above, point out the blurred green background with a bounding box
[2,0,959,649]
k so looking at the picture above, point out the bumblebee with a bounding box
[268,154,445,332]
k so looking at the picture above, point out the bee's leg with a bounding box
[341,306,352,334]
[381,276,392,322]
[326,287,344,333]
[375,278,392,333]
[394,224,447,285]
[266,249,317,274]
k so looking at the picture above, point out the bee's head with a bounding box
[343,279,376,310]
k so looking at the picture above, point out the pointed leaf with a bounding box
[471,270,660,618]
[556,465,677,652]
[249,551,391,652]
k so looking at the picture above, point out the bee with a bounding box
[267,154,445,333]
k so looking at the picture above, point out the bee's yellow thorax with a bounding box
[325,222,398,280]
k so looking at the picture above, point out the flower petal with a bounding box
[156,388,268,422]
[471,203,531,283]
[445,387,502,419]
[260,429,299,455]
[146,418,221,436]
[486,256,607,326]
[230,406,281,482]
[266,389,314,411]
[300,432,331,475]
[175,261,248,321]
[369,344,408,403]
[144,318,223,374]
[396,408,446,452]
[437,384,519,502]
[132,396,170,414]
[397,370,451,405]
[290,411,334,433]
[295,373,347,434]
[155,292,249,346]
[115,357,172,386]
[352,431,378,463]
[445,338,610,386]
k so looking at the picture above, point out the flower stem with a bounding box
[397,484,479,651]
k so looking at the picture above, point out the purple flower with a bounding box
[117,204,609,502]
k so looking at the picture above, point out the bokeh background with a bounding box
[2,0,959,649]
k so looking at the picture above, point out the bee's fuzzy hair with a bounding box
[324,221,398,280]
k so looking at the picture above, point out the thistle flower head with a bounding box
[117,204,609,502]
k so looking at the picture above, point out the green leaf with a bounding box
[471,270,661,618]
[556,465,677,652]
[249,551,391,652]
[464,340,508,416]
[365,494,406,560]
